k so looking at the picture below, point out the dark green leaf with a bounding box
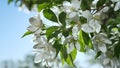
[59,12,66,26]
[97,0,106,8]
[70,21,76,26]
[82,31,93,49]
[62,29,69,37]
[60,46,68,60]
[79,17,87,24]
[53,40,63,58]
[81,0,93,10]
[22,31,33,38]
[46,26,59,40]
[43,9,58,22]
[62,27,72,37]
[53,30,61,38]
[95,51,102,59]
[114,39,120,58]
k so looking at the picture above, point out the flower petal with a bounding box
[71,0,80,10]
[69,12,77,18]
[34,53,46,63]
[98,43,107,53]
[67,43,74,54]
[103,58,110,65]
[114,2,120,11]
[63,1,72,13]
[75,42,80,51]
[89,19,101,33]
[81,23,95,33]
[82,10,93,22]
[34,28,42,35]
[72,25,79,40]
[29,16,41,26]
[27,25,38,32]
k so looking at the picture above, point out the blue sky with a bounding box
[0,0,37,61]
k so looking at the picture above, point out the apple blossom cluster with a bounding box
[21,0,120,68]
[27,15,62,67]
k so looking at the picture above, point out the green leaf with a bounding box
[95,51,102,59]
[37,3,49,12]
[22,31,33,38]
[62,29,69,37]
[62,27,72,37]
[82,31,93,49]
[79,17,87,24]
[46,26,59,40]
[96,0,106,8]
[78,30,93,52]
[60,53,65,65]
[81,0,93,10]
[114,39,120,58]
[78,30,86,52]
[66,49,77,66]
[60,46,68,60]
[60,46,77,66]
[53,40,63,58]
[70,21,76,26]
[43,9,58,22]
[59,12,66,26]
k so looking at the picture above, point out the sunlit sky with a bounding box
[0,0,37,61]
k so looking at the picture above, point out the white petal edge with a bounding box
[98,44,107,53]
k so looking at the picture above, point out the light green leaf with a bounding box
[60,46,68,60]
[78,30,93,52]
[66,48,77,66]
[78,30,86,52]
[22,31,33,38]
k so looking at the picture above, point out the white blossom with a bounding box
[67,43,75,54]
[82,10,93,22]
[114,1,120,11]
[81,19,101,33]
[72,25,80,40]
[81,10,101,33]
[27,15,42,35]
[111,0,120,11]
[64,36,74,44]
[33,36,56,67]
[103,58,110,65]
[34,50,49,63]
[63,0,81,18]
[101,6,109,12]
[92,33,112,53]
